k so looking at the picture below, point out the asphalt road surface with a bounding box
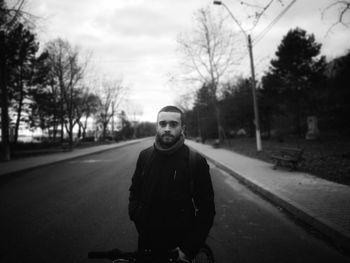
[0,138,348,262]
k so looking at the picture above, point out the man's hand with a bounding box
[174,247,190,262]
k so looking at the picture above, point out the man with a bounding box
[128,106,215,262]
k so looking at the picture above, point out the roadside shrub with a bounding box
[81,136,95,142]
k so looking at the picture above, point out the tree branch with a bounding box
[322,1,350,35]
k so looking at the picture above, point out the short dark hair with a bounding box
[158,105,185,126]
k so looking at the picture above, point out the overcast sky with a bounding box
[27,0,350,121]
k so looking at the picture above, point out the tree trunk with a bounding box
[77,122,82,139]
[52,118,57,141]
[60,97,65,142]
[103,122,108,140]
[60,90,65,142]
[82,118,88,138]
[64,120,73,149]
[50,88,59,141]
[0,79,11,161]
[61,117,64,141]
[69,120,73,147]
[52,107,57,141]
[14,80,25,144]
[213,97,224,144]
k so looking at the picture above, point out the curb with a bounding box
[189,145,350,254]
[0,140,141,185]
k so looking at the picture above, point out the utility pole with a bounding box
[214,0,262,151]
[248,34,262,151]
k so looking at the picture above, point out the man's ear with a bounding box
[181,125,186,135]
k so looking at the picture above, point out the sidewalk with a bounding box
[1,138,349,252]
[186,140,350,253]
[0,139,142,181]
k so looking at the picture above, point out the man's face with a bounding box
[156,111,184,146]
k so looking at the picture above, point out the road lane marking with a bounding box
[68,159,114,163]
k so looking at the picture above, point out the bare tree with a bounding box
[123,101,143,138]
[124,100,143,122]
[72,86,88,139]
[97,78,127,140]
[44,38,87,147]
[174,92,193,113]
[240,0,350,33]
[30,50,62,141]
[322,0,350,32]
[239,0,285,29]
[78,91,101,139]
[177,7,241,143]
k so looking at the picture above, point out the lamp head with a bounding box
[213,1,222,5]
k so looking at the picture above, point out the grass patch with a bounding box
[215,137,350,187]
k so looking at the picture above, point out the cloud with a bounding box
[94,5,185,38]
[29,0,350,121]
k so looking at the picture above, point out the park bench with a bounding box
[271,147,304,171]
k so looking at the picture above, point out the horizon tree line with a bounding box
[181,26,350,141]
[0,0,131,160]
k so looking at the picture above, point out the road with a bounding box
[0,139,348,262]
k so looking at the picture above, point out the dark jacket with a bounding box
[128,144,215,259]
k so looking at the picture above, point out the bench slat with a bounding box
[271,147,304,171]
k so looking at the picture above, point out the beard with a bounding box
[157,133,180,148]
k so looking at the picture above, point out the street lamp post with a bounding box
[213,0,262,151]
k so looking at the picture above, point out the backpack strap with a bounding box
[188,148,199,197]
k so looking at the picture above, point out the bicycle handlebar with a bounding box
[88,248,179,261]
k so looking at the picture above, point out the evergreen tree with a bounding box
[220,78,254,136]
[262,27,326,136]
[193,83,217,139]
[8,23,39,143]
[0,0,35,159]
[325,50,350,133]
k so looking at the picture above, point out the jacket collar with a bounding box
[154,134,185,155]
